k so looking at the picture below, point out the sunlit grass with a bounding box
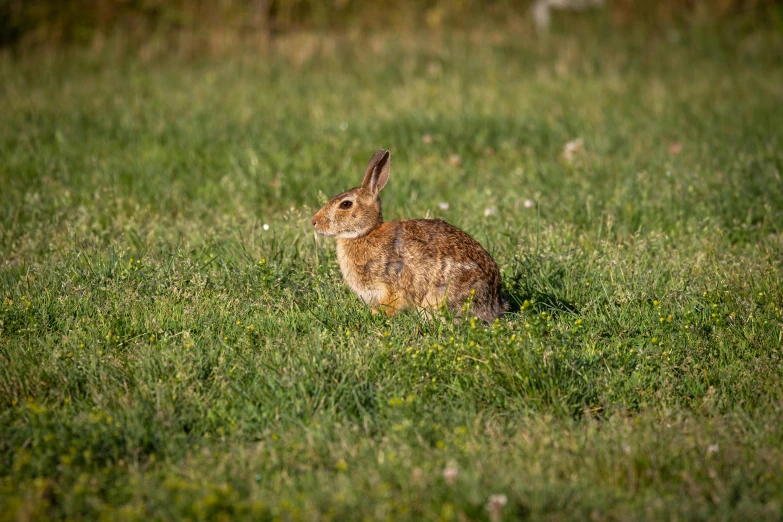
[1,25,783,520]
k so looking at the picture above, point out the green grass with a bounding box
[2,23,783,520]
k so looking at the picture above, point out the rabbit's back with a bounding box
[336,219,506,321]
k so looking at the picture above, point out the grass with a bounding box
[2,21,783,520]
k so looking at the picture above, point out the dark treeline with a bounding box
[1,0,779,50]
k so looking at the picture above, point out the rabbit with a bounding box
[311,149,507,322]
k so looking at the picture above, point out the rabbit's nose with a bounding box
[311,217,318,227]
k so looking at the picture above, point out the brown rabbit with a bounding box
[311,149,507,321]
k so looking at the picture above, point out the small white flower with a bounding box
[443,465,458,485]
[484,207,497,217]
[562,138,584,163]
[263,223,269,231]
[438,202,450,211]
[488,494,507,507]
[524,199,536,209]
[707,444,719,454]
[487,494,508,522]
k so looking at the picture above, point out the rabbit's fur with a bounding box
[311,149,507,321]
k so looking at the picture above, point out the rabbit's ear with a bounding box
[361,149,390,196]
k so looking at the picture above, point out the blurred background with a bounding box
[2,0,780,53]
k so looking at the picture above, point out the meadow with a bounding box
[2,19,783,520]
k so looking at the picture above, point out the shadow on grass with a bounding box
[502,252,579,317]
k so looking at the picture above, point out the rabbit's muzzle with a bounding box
[311,214,332,236]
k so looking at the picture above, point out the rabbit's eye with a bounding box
[339,200,353,210]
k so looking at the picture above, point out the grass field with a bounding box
[2,21,783,520]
